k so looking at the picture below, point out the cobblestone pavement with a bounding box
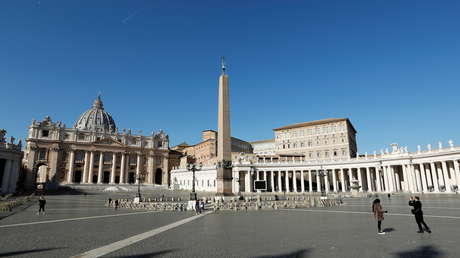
[1,193,459,258]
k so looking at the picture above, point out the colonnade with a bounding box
[240,159,460,194]
[66,150,146,185]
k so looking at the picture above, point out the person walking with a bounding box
[409,196,431,233]
[372,199,388,235]
[195,199,200,214]
[200,200,205,213]
[37,196,46,215]
[114,199,119,210]
[108,197,112,206]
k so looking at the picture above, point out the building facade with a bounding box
[23,96,171,189]
[171,142,460,194]
[273,118,357,160]
[175,130,253,167]
[0,130,22,195]
[251,139,275,156]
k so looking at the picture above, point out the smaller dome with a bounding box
[74,95,117,133]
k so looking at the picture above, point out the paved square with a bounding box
[1,194,459,258]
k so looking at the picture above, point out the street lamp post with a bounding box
[136,173,144,199]
[187,162,203,201]
[318,167,326,197]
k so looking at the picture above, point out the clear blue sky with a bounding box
[1,0,459,153]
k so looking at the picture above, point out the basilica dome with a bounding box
[74,96,117,133]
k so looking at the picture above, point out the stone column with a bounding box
[276,171,281,192]
[435,163,444,191]
[135,154,141,184]
[293,171,297,192]
[366,167,372,192]
[270,171,275,192]
[375,167,382,192]
[441,161,451,192]
[8,160,20,193]
[453,160,460,189]
[120,153,126,184]
[383,166,390,192]
[1,160,12,192]
[67,150,75,184]
[394,172,400,192]
[285,171,289,192]
[88,151,95,184]
[47,147,60,185]
[425,164,433,189]
[389,166,396,192]
[402,164,408,192]
[97,152,103,184]
[147,155,154,184]
[301,170,305,192]
[316,170,321,192]
[308,170,313,192]
[340,168,345,192]
[82,151,89,183]
[357,167,363,192]
[332,169,337,192]
[347,169,352,191]
[245,171,251,193]
[414,164,422,192]
[250,170,255,192]
[408,164,417,192]
[256,170,260,180]
[430,163,439,192]
[324,170,329,193]
[419,164,428,192]
[448,162,456,190]
[110,153,116,184]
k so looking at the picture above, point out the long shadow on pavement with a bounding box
[0,199,36,221]
[254,249,310,258]
[109,249,178,258]
[0,247,64,257]
[383,227,396,233]
[394,245,444,258]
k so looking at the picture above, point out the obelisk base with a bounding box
[216,167,233,196]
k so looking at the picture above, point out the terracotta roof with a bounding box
[273,118,356,133]
[250,139,275,144]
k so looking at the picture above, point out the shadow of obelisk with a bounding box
[216,57,233,196]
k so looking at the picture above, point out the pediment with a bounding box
[94,137,124,146]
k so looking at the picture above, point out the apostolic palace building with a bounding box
[23,96,172,190]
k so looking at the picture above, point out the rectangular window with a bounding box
[41,130,49,137]
[39,149,46,160]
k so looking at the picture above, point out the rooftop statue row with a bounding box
[0,129,22,151]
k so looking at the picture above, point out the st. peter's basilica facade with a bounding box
[23,96,173,190]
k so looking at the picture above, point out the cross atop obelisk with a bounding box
[216,56,233,195]
[221,56,226,74]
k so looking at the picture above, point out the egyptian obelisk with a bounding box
[216,57,233,196]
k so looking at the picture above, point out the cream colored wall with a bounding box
[274,121,356,159]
